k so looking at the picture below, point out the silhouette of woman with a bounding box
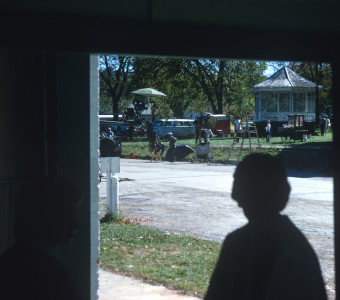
[205,153,327,300]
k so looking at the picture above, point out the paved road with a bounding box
[99,269,201,300]
[99,159,334,299]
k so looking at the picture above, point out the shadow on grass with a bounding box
[283,141,332,148]
[285,168,332,178]
[276,143,333,178]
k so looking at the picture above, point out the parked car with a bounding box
[153,118,195,139]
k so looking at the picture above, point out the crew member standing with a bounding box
[265,120,271,143]
[107,127,114,138]
[234,115,241,143]
[325,116,331,135]
[320,115,326,136]
[165,132,177,162]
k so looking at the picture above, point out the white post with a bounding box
[107,174,119,215]
[106,172,112,212]
[101,157,120,215]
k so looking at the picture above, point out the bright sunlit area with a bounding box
[97,56,334,300]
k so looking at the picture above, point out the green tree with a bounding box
[99,95,112,114]
[151,58,206,118]
[128,57,167,119]
[130,57,205,119]
[99,55,133,118]
[181,59,266,116]
[289,62,332,123]
[128,56,266,119]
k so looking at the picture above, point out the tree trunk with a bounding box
[112,96,119,119]
[217,95,223,114]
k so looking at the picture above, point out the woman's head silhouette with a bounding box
[232,153,290,220]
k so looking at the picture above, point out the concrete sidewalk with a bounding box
[98,269,201,300]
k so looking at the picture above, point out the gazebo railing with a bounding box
[257,112,315,122]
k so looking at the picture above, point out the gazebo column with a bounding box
[258,92,262,121]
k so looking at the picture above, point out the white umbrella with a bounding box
[131,88,167,105]
[131,88,167,97]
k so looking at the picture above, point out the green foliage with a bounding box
[100,212,125,224]
[99,96,112,114]
[129,57,206,118]
[289,62,332,117]
[120,131,332,171]
[181,59,266,116]
[99,56,332,124]
[100,221,221,297]
[99,55,134,114]
[126,56,267,119]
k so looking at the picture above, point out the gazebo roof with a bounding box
[254,67,320,90]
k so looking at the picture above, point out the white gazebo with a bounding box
[253,67,321,123]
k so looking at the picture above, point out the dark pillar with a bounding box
[56,54,98,300]
[332,61,340,300]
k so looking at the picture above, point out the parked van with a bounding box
[153,119,195,138]
[211,114,231,135]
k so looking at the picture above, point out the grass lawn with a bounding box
[119,129,333,167]
[100,216,221,297]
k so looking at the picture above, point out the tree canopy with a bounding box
[99,55,331,122]
[99,55,133,116]
[181,59,266,116]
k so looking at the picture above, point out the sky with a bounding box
[264,61,290,77]
[264,65,276,77]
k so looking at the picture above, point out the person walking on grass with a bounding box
[320,115,326,136]
[205,153,327,300]
[325,116,331,135]
[234,115,241,143]
[265,120,271,143]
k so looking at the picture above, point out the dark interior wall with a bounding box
[0,53,96,299]
[0,53,46,253]
[57,54,93,299]
[0,53,45,179]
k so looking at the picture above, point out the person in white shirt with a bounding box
[265,120,271,143]
[107,127,114,138]
[234,116,241,142]
[325,116,331,135]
